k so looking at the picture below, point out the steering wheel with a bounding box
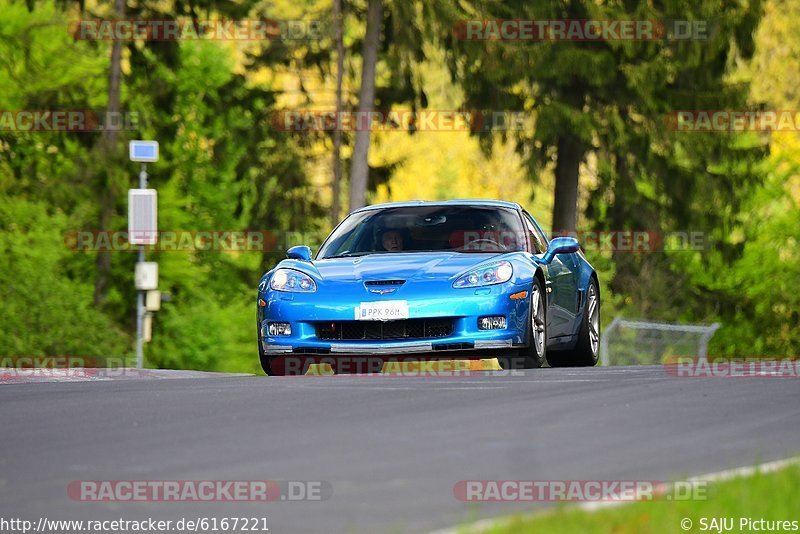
[458,238,508,251]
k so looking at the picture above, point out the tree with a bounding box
[331,0,345,225]
[446,1,762,238]
[92,0,126,307]
[445,1,604,233]
[0,0,326,368]
[348,0,382,210]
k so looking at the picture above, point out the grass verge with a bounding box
[478,462,800,534]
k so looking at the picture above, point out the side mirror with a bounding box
[286,245,312,262]
[542,237,580,264]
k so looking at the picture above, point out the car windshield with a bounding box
[317,205,526,259]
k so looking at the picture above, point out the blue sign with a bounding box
[129,140,159,162]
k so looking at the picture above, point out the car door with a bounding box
[522,212,578,339]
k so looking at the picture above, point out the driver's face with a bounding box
[382,231,403,251]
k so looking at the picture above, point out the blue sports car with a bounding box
[256,200,600,375]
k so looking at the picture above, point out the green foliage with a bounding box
[670,134,800,356]
[0,0,797,370]
[0,0,324,368]
[146,295,259,373]
[439,0,797,357]
[0,197,128,357]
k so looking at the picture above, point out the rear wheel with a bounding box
[499,278,546,370]
[547,277,600,367]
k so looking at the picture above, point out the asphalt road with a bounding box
[1,366,799,533]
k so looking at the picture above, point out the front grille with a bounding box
[316,319,454,341]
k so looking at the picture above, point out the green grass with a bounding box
[474,462,800,534]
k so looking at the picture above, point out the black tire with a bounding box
[257,323,275,375]
[258,324,312,376]
[547,277,600,368]
[499,277,546,370]
[259,350,310,376]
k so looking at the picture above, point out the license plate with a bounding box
[355,300,409,321]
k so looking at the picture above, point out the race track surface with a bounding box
[1,366,798,533]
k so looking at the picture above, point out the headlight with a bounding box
[453,261,513,288]
[269,268,317,292]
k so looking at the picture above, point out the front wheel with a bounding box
[259,348,310,376]
[257,323,275,375]
[499,278,546,370]
[258,324,310,375]
[547,277,600,367]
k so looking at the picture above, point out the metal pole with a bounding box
[698,323,720,364]
[599,316,621,367]
[135,163,148,369]
[136,272,144,369]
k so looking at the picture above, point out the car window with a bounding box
[317,206,527,258]
[523,212,548,254]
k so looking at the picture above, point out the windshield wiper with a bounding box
[452,249,507,253]
[325,251,375,259]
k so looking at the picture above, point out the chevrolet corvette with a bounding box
[256,200,600,375]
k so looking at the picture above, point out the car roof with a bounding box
[352,199,521,213]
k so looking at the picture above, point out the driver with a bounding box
[381,229,404,251]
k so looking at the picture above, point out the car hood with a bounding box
[294,252,503,283]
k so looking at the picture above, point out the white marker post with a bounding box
[129,141,159,369]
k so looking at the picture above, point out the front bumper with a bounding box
[258,282,530,356]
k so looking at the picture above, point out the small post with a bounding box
[129,141,159,369]
[135,163,147,369]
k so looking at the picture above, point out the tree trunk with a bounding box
[100,0,124,154]
[92,0,125,307]
[331,0,345,226]
[348,0,382,210]
[551,134,583,235]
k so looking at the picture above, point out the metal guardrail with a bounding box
[600,317,721,366]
